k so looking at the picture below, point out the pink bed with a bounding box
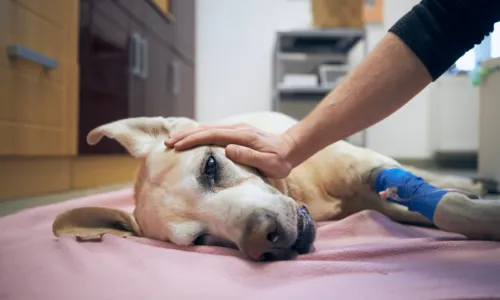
[1,188,500,300]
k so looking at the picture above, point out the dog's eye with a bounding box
[204,155,218,184]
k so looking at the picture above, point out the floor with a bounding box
[0,182,132,217]
[0,168,495,218]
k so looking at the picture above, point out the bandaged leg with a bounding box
[371,167,500,240]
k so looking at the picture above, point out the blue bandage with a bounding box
[375,168,447,222]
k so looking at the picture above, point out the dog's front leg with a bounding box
[432,194,500,240]
[368,167,500,241]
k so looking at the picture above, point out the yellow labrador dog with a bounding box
[53,112,488,261]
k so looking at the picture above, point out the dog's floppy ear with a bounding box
[52,207,142,239]
[87,117,197,157]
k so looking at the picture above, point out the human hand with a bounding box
[164,123,297,179]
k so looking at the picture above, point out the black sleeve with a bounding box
[389,0,500,81]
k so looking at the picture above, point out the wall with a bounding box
[359,0,434,159]
[195,0,479,159]
[429,76,479,153]
[368,0,480,159]
[195,0,312,123]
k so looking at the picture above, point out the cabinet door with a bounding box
[171,0,195,62]
[127,28,147,118]
[145,0,174,46]
[171,59,195,119]
[0,0,79,156]
[143,34,175,117]
[78,0,132,155]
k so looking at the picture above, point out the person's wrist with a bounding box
[280,131,302,170]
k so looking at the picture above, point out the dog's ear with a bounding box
[52,207,142,239]
[86,117,197,157]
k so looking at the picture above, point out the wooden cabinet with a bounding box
[0,0,195,156]
[170,0,196,119]
[0,0,196,199]
[171,0,196,62]
[78,0,131,154]
[172,60,195,118]
[0,0,79,156]
[142,35,175,117]
[78,0,196,154]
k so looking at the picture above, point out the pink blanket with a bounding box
[1,188,500,300]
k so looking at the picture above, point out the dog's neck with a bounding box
[266,175,306,206]
[265,154,350,222]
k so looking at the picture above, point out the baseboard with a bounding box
[433,151,478,169]
[395,158,438,169]
[396,151,478,170]
[0,156,140,201]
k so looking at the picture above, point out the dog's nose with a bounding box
[239,209,295,261]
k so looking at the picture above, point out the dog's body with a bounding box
[216,111,484,223]
[53,111,487,261]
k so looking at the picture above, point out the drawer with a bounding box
[144,1,174,45]
[0,121,65,156]
[0,0,79,156]
[0,0,78,84]
[0,65,65,127]
[92,0,130,32]
[12,0,69,28]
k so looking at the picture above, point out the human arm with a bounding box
[286,0,500,167]
[167,32,427,178]
[167,0,500,178]
[282,32,431,168]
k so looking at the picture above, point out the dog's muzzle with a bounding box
[239,206,316,261]
[293,205,316,254]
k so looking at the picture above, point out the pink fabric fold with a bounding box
[1,187,500,300]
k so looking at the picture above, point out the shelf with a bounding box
[278,28,365,55]
[278,52,347,64]
[272,28,367,147]
[277,85,334,100]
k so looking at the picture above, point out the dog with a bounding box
[52,111,487,261]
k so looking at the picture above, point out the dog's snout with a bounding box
[240,209,296,261]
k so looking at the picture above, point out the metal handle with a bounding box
[171,61,181,95]
[140,38,148,79]
[7,44,58,70]
[130,32,142,76]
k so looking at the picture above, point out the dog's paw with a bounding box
[469,181,487,197]
[471,177,498,195]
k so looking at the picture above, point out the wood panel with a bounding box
[0,157,72,200]
[170,0,195,63]
[0,155,139,200]
[143,33,175,117]
[0,0,79,156]
[152,0,169,13]
[173,60,195,119]
[78,0,131,154]
[71,156,140,189]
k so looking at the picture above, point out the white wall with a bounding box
[429,76,479,153]
[361,0,479,158]
[195,0,479,159]
[358,0,434,159]
[196,0,312,123]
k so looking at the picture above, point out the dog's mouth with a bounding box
[292,205,316,254]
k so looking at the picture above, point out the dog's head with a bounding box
[52,117,315,261]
